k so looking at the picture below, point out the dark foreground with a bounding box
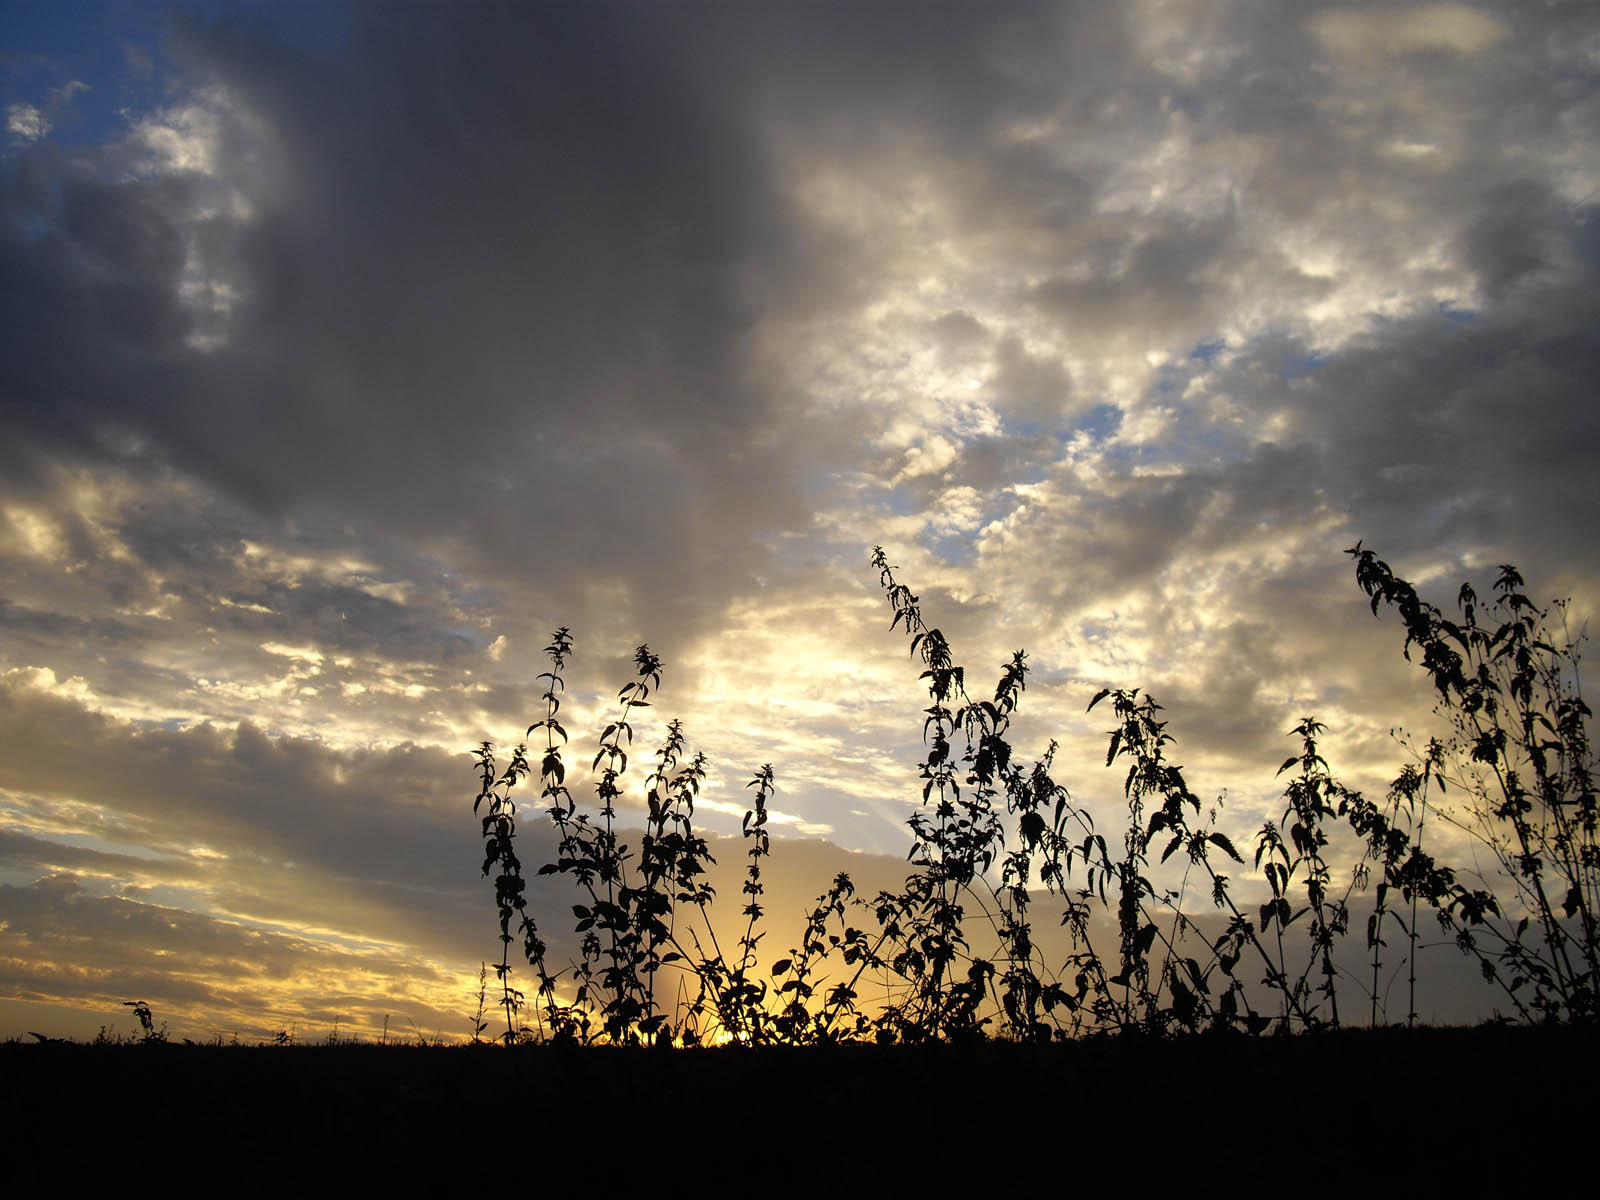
[7,1025,1591,1161]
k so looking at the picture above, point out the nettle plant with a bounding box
[470,544,1595,1042]
[474,632,736,1045]
[1349,545,1596,1021]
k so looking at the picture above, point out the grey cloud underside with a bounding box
[6,3,809,635]
[4,2,1594,579]
[0,0,1079,656]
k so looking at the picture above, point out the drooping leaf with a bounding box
[1134,923,1159,958]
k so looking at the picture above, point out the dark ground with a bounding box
[7,1024,1592,1164]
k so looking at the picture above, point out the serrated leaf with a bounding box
[1208,832,1242,862]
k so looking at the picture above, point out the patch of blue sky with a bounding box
[0,865,43,889]
[878,482,921,517]
[909,481,1027,565]
[1077,617,1122,644]
[5,1,353,152]
[188,0,357,57]
[136,716,193,734]
[132,882,218,912]
[34,828,175,864]
[1098,437,1144,466]
[1152,346,1229,399]
[1437,301,1477,324]
[1096,383,1237,470]
[924,529,978,566]
[1073,403,1122,442]
[969,490,1023,537]
[5,2,162,150]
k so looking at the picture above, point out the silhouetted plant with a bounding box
[475,631,799,1044]
[996,741,1078,1039]
[1253,718,1359,1027]
[690,764,779,1043]
[1349,544,1594,1021]
[472,739,537,1043]
[1090,688,1284,1034]
[867,548,1073,1041]
[123,1000,167,1044]
[1342,743,1455,1026]
[730,764,775,1039]
[465,544,1593,1045]
[470,962,491,1043]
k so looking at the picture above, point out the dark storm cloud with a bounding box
[0,167,195,450]
[6,4,733,639]
[0,0,1555,698]
[0,1,1092,652]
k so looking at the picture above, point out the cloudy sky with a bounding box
[2,0,1596,1040]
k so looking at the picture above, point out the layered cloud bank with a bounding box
[2,1,1596,1037]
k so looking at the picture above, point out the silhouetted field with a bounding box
[6,1025,1591,1152]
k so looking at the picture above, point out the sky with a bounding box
[2,0,1597,1041]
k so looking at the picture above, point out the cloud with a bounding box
[1313,4,1509,60]
[4,81,89,145]
[6,103,49,143]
